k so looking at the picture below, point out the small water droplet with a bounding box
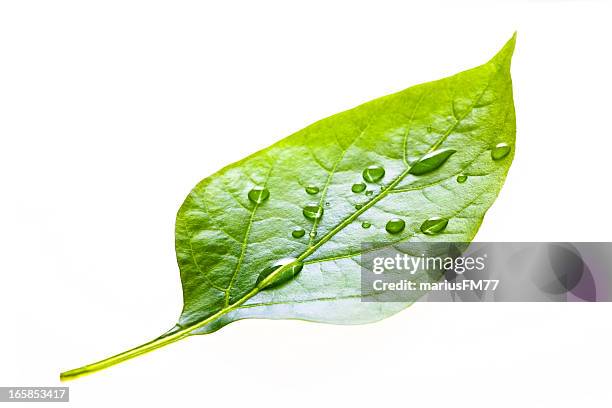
[420,217,449,235]
[256,258,304,290]
[305,185,319,195]
[291,228,305,238]
[362,165,385,183]
[248,187,270,204]
[355,203,364,210]
[456,174,468,183]
[303,205,324,221]
[427,126,433,133]
[491,143,511,160]
[361,221,371,229]
[325,202,330,207]
[351,183,366,193]
[385,218,405,234]
[409,148,457,175]
[365,190,374,197]
[309,231,317,238]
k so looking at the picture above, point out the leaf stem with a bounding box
[60,285,261,381]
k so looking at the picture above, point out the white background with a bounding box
[1,0,611,407]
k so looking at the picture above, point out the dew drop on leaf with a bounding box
[247,187,270,204]
[305,185,319,195]
[365,190,374,197]
[351,183,366,193]
[309,231,317,238]
[355,203,364,210]
[362,165,385,183]
[408,148,457,175]
[361,221,371,229]
[456,174,468,183]
[256,258,304,290]
[427,126,433,133]
[291,228,305,238]
[491,143,511,160]
[420,216,449,235]
[385,218,405,234]
[303,205,324,221]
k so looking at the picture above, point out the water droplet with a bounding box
[309,231,317,238]
[362,165,385,183]
[408,148,457,175]
[291,228,305,238]
[491,143,511,160]
[303,205,324,221]
[385,218,405,234]
[248,187,270,204]
[305,185,319,195]
[361,221,371,229]
[256,258,304,290]
[325,202,330,207]
[355,203,364,210]
[351,183,366,193]
[456,174,468,183]
[427,126,433,133]
[365,190,374,197]
[420,217,449,235]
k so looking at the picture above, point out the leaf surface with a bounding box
[60,35,517,380]
[175,35,517,335]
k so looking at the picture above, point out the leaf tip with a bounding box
[490,32,517,69]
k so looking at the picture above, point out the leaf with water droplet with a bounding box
[247,186,270,204]
[420,217,449,235]
[408,148,456,175]
[352,183,366,193]
[362,165,385,183]
[303,205,324,221]
[385,218,406,234]
[291,228,305,238]
[256,258,304,290]
[61,34,517,380]
[491,142,511,160]
[305,185,319,195]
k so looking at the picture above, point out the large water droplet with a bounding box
[303,205,324,221]
[305,185,319,195]
[408,148,457,175]
[491,143,511,160]
[385,218,405,234]
[292,228,305,238]
[362,165,385,183]
[248,187,270,204]
[456,174,468,183]
[352,183,366,193]
[256,258,304,290]
[361,221,371,229]
[420,217,449,235]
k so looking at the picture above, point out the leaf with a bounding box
[61,34,517,380]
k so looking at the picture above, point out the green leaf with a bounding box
[61,34,516,380]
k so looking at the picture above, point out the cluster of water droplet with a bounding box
[248,141,511,240]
